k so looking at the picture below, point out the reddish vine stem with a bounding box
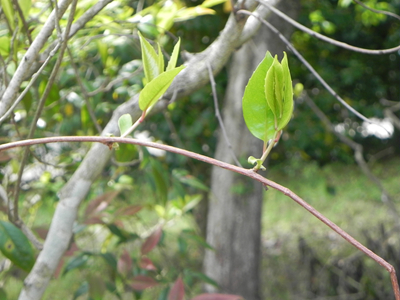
[1,136,399,299]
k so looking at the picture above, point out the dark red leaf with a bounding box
[84,191,119,217]
[141,227,162,255]
[168,277,185,300]
[116,205,143,216]
[130,275,159,290]
[190,294,244,300]
[117,249,132,277]
[139,256,157,271]
[83,215,106,225]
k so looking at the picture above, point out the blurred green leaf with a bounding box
[63,253,89,276]
[118,114,133,136]
[73,281,89,300]
[1,0,15,31]
[0,221,35,271]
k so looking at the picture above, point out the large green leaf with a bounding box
[242,52,275,143]
[277,52,294,131]
[0,221,35,271]
[138,32,162,84]
[139,65,185,111]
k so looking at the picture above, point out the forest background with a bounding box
[0,0,399,299]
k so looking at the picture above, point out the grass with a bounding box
[261,157,400,299]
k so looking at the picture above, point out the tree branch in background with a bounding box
[353,0,400,22]
[1,135,400,300]
[11,0,78,223]
[0,0,73,117]
[207,63,242,167]
[257,0,400,55]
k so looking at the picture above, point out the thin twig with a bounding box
[12,0,33,44]
[206,63,242,167]
[11,0,78,222]
[236,10,390,133]
[353,0,400,22]
[0,43,61,124]
[257,0,400,55]
[0,135,399,299]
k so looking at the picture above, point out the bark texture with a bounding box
[204,1,299,299]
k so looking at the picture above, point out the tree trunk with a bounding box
[204,2,299,299]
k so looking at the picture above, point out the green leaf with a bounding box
[242,52,275,143]
[166,38,181,71]
[139,65,185,111]
[118,114,133,136]
[201,0,227,8]
[0,36,10,56]
[0,221,35,271]
[157,43,164,75]
[138,31,162,84]
[265,56,284,127]
[1,0,15,31]
[277,52,294,131]
[62,253,89,276]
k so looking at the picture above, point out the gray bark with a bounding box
[204,1,299,299]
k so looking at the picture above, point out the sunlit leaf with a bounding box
[174,7,216,22]
[118,114,133,136]
[167,38,181,71]
[139,31,162,83]
[242,52,275,143]
[157,43,165,76]
[139,65,185,111]
[0,221,35,271]
[201,0,227,8]
[0,36,10,56]
[168,277,185,300]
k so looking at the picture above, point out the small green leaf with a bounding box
[0,221,35,271]
[118,114,133,136]
[265,56,284,127]
[166,38,181,71]
[139,65,185,111]
[247,156,266,171]
[242,52,275,143]
[138,32,162,83]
